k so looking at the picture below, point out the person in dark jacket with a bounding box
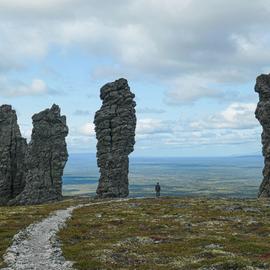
[155,182,161,197]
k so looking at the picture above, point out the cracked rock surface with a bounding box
[0,105,27,205]
[255,74,270,198]
[11,104,68,205]
[94,78,136,198]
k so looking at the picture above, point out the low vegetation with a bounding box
[59,197,270,270]
[0,197,88,268]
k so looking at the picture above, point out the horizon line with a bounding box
[68,152,262,158]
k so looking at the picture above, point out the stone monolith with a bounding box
[255,74,270,198]
[12,104,68,205]
[94,78,136,198]
[0,105,27,205]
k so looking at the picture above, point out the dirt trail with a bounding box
[2,206,77,270]
[2,199,132,270]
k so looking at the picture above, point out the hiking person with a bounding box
[155,182,161,197]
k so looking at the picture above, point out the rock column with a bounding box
[94,78,136,198]
[0,105,27,205]
[12,104,68,205]
[255,74,270,198]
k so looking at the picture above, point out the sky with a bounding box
[0,0,269,157]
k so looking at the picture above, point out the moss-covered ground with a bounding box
[0,197,89,268]
[59,197,270,270]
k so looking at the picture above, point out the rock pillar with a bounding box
[0,105,27,205]
[255,74,270,198]
[12,104,68,204]
[94,78,136,198]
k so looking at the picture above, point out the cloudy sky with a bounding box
[0,0,268,157]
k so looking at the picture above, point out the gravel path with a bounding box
[2,206,79,270]
[1,199,132,270]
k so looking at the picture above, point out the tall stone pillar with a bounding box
[94,78,136,198]
[12,104,68,205]
[0,105,27,205]
[255,74,270,198]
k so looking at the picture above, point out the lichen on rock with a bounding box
[0,105,27,205]
[255,74,270,198]
[94,78,136,198]
[12,104,68,205]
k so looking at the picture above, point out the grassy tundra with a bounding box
[1,197,270,269]
[59,197,270,270]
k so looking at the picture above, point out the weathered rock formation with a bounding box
[255,74,270,198]
[12,104,68,205]
[94,78,136,198]
[0,105,27,205]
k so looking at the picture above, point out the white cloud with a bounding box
[66,135,95,153]
[163,128,259,148]
[0,0,266,155]
[67,122,96,152]
[0,77,48,97]
[137,107,166,114]
[165,75,224,104]
[136,118,172,135]
[20,124,32,142]
[0,0,270,102]
[190,103,257,130]
[78,123,95,136]
[134,102,259,150]
[30,79,47,94]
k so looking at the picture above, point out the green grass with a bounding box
[59,197,270,270]
[0,197,89,268]
[1,197,270,269]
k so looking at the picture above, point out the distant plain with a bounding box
[63,154,263,198]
